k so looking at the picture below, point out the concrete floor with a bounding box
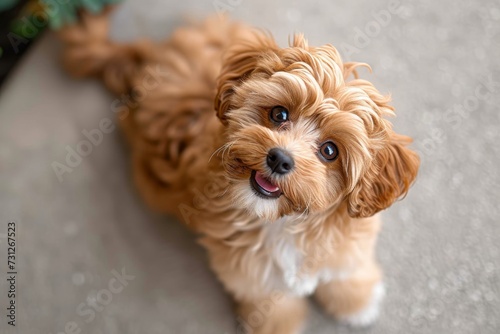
[0,0,499,333]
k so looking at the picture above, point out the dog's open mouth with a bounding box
[250,170,282,199]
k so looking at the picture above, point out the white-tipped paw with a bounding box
[338,282,385,328]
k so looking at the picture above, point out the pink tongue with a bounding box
[255,172,280,193]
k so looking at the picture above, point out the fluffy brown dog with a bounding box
[59,9,419,333]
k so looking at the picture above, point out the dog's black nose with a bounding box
[267,148,294,175]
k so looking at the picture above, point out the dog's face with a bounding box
[215,33,419,221]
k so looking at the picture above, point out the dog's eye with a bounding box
[319,141,339,161]
[270,106,289,123]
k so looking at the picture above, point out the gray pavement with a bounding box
[0,0,499,333]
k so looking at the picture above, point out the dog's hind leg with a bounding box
[57,7,153,96]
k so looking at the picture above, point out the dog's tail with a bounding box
[57,8,151,96]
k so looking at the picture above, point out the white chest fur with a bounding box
[260,218,349,296]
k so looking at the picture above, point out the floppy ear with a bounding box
[347,132,420,218]
[214,31,279,124]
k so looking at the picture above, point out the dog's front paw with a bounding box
[237,296,307,334]
[338,282,385,328]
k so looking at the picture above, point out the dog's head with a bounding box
[215,32,419,221]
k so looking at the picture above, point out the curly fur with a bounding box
[59,9,419,334]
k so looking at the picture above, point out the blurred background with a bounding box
[0,0,499,333]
